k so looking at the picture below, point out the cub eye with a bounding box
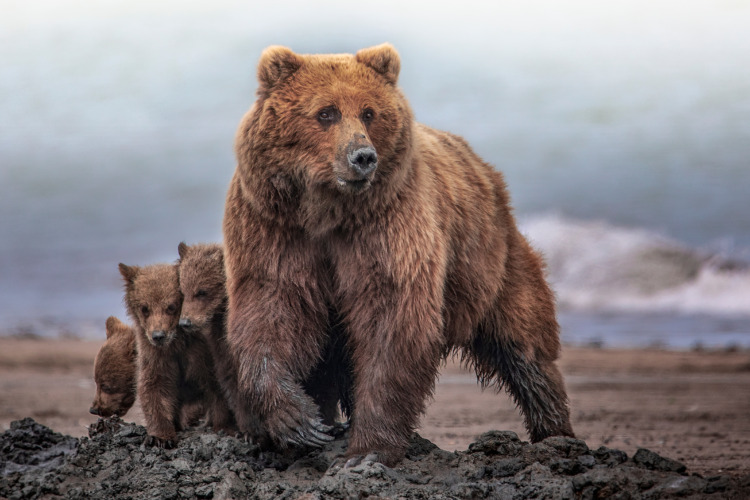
[166,304,178,315]
[361,108,375,125]
[317,106,340,126]
[195,290,208,299]
[140,305,150,317]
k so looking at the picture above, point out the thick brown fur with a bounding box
[119,262,232,448]
[89,316,137,418]
[223,43,574,465]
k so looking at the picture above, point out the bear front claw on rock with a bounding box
[344,453,382,469]
[144,434,176,449]
[262,391,334,449]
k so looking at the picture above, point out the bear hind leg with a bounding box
[465,330,574,442]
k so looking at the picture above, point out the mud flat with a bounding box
[2,338,750,480]
[3,416,750,499]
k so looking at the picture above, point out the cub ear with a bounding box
[177,241,189,261]
[257,45,303,95]
[105,316,122,339]
[356,43,400,85]
[118,263,139,284]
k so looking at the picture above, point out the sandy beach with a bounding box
[1,337,748,478]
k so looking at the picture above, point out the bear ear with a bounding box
[105,316,121,339]
[177,241,189,261]
[257,45,303,95]
[118,263,138,284]
[356,43,400,85]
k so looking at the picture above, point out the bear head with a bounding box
[119,263,183,348]
[176,242,227,332]
[236,43,414,229]
[90,316,137,417]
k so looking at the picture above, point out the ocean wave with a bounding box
[521,214,750,316]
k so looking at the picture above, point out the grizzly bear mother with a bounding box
[223,43,574,466]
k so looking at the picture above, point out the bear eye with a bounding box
[317,106,340,126]
[195,290,208,299]
[140,305,150,317]
[361,108,375,125]
[166,303,178,315]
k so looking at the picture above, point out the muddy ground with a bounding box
[1,339,750,498]
[2,416,749,499]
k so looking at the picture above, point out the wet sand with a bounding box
[1,337,748,477]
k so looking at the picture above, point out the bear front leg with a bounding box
[346,304,444,466]
[138,353,180,448]
[340,268,445,466]
[226,274,334,449]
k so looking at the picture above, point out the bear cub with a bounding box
[119,262,233,447]
[89,316,137,418]
[176,242,249,437]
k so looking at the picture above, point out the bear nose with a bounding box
[178,317,192,329]
[347,146,378,178]
[89,406,100,416]
[151,330,166,343]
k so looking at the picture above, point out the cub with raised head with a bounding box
[119,262,232,447]
[89,316,137,418]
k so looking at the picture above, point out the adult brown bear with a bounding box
[223,43,574,465]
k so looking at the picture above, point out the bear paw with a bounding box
[144,434,177,449]
[264,394,333,449]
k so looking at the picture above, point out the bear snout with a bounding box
[178,317,193,329]
[347,146,378,179]
[151,330,167,345]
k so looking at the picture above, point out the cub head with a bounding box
[119,263,182,348]
[238,43,412,202]
[90,316,137,417]
[176,242,227,332]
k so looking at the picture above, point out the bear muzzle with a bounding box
[338,146,377,192]
[150,330,168,346]
[178,317,193,329]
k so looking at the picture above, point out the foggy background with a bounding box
[1,0,749,347]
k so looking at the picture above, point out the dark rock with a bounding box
[633,447,687,474]
[405,431,439,459]
[542,435,590,458]
[0,417,78,476]
[467,430,523,456]
[593,445,628,466]
[705,475,732,494]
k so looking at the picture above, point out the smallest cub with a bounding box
[119,262,232,448]
[90,316,137,418]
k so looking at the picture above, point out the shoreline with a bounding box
[1,337,749,477]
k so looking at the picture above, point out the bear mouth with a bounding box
[336,177,371,192]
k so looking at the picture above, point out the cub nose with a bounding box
[89,406,100,416]
[347,146,378,178]
[151,330,166,343]
[178,317,192,329]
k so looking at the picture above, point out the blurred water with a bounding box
[1,0,749,346]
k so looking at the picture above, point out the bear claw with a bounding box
[344,452,381,469]
[144,435,176,449]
